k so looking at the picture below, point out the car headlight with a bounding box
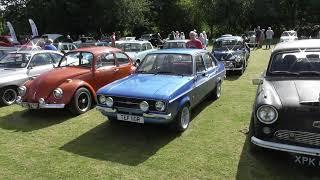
[140,101,149,112]
[257,105,278,124]
[106,97,113,107]
[229,55,241,62]
[18,86,27,96]
[53,88,63,99]
[98,95,107,105]
[155,101,165,111]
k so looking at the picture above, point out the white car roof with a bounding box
[8,50,63,55]
[274,39,320,52]
[116,40,150,44]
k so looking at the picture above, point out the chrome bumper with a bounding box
[251,136,320,157]
[17,99,65,109]
[96,106,172,120]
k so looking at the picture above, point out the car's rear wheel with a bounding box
[212,82,222,100]
[0,87,17,106]
[174,104,191,132]
[69,87,92,115]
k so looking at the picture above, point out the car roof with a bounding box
[150,48,207,55]
[116,40,150,44]
[165,40,189,43]
[8,50,63,55]
[216,36,243,41]
[72,46,121,54]
[273,39,320,52]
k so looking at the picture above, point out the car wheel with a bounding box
[0,87,17,106]
[212,82,222,100]
[69,87,92,115]
[174,104,191,132]
[248,115,261,153]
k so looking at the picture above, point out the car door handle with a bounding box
[114,68,119,72]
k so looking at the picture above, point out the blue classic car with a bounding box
[96,49,226,131]
[212,35,250,75]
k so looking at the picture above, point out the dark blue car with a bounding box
[96,49,226,132]
[212,35,250,75]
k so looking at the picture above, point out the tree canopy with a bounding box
[0,0,319,38]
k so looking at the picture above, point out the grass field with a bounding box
[0,48,319,179]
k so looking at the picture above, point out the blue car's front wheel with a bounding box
[174,104,191,132]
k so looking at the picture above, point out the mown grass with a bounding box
[0,48,319,179]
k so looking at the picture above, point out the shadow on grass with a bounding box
[225,71,241,81]
[0,109,73,132]
[236,132,320,179]
[60,97,216,166]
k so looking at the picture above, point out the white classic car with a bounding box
[280,30,298,43]
[115,40,156,65]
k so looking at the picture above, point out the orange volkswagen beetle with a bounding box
[17,46,136,115]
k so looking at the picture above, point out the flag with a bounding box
[28,19,39,38]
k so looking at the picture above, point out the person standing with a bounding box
[180,32,185,40]
[64,35,73,43]
[255,26,262,49]
[203,31,208,47]
[111,32,116,47]
[186,31,203,49]
[260,29,265,48]
[199,33,206,49]
[265,27,274,49]
[44,39,58,51]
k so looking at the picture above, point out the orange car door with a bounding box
[93,53,117,90]
[114,52,133,79]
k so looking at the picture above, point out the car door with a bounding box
[27,53,55,78]
[203,53,218,94]
[114,52,133,79]
[94,53,117,90]
[193,54,209,105]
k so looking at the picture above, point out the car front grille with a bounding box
[275,130,320,146]
[112,96,158,112]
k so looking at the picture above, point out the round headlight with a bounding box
[53,88,63,99]
[140,101,149,112]
[155,101,165,111]
[257,105,278,124]
[18,86,27,96]
[106,97,114,107]
[98,95,107,105]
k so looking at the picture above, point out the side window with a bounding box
[50,53,63,64]
[142,43,147,51]
[31,53,53,67]
[146,43,152,50]
[195,55,206,72]
[115,52,130,65]
[97,53,115,68]
[203,53,214,69]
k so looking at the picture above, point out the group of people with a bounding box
[255,26,274,49]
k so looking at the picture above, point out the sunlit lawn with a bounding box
[0,47,319,179]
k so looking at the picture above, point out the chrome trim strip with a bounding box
[96,106,117,113]
[251,136,320,157]
[143,113,172,120]
[39,104,65,109]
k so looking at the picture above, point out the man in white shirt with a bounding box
[265,27,274,49]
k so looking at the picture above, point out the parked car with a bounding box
[139,34,153,41]
[250,39,320,161]
[115,40,156,65]
[162,40,189,49]
[96,49,226,132]
[212,35,250,75]
[95,41,111,47]
[0,50,63,105]
[0,35,20,47]
[119,37,136,41]
[17,47,135,115]
[54,42,78,54]
[0,47,17,59]
[280,30,298,43]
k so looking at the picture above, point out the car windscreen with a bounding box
[269,50,320,76]
[163,42,186,49]
[136,53,193,76]
[59,52,93,68]
[0,53,31,68]
[214,40,243,50]
[116,43,142,52]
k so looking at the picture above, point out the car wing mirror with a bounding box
[252,78,263,85]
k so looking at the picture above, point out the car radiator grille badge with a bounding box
[313,121,320,129]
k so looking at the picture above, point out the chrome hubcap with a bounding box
[181,106,190,129]
[2,89,17,105]
[77,92,90,111]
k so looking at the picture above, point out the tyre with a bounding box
[174,104,191,132]
[212,82,222,100]
[0,87,17,106]
[69,87,92,115]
